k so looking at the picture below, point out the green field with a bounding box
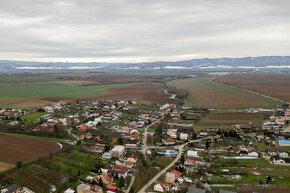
[21,112,52,122]
[167,77,284,109]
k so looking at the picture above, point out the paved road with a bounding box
[68,129,79,140]
[142,119,161,159]
[125,175,135,193]
[138,139,202,193]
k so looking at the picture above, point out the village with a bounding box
[0,100,290,193]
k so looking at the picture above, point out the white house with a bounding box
[248,150,259,157]
[110,146,125,157]
[277,149,288,158]
[154,183,164,192]
[187,150,198,157]
[180,133,188,140]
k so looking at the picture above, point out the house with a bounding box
[271,155,286,164]
[276,117,285,125]
[91,186,103,193]
[0,184,20,193]
[167,129,177,138]
[127,154,137,163]
[180,133,188,140]
[162,138,175,145]
[80,132,92,140]
[106,185,117,192]
[64,188,75,193]
[239,150,248,156]
[78,125,88,131]
[187,187,205,193]
[102,152,112,159]
[112,165,129,178]
[187,150,198,157]
[96,172,113,185]
[267,149,277,156]
[277,149,288,158]
[279,139,290,146]
[184,156,204,166]
[76,184,90,193]
[248,150,259,157]
[256,132,264,140]
[165,172,176,184]
[171,170,182,178]
[110,146,125,157]
[154,183,164,192]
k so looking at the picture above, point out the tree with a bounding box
[180,154,185,164]
[117,137,124,145]
[16,161,22,170]
[99,177,103,187]
[266,176,272,184]
[129,187,135,193]
[119,176,125,188]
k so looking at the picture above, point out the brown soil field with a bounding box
[215,74,290,103]
[96,83,176,104]
[0,161,13,172]
[0,98,53,108]
[0,134,60,165]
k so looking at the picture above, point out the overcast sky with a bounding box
[0,0,290,63]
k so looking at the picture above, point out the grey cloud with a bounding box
[0,0,290,62]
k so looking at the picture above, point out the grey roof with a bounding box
[187,187,205,193]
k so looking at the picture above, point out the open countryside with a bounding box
[167,77,284,109]
[215,74,290,103]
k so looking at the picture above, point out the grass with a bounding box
[167,77,284,109]
[21,112,52,122]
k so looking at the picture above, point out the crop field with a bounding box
[0,134,60,171]
[215,74,290,103]
[167,77,284,109]
[195,112,268,129]
[96,82,175,104]
[0,73,169,107]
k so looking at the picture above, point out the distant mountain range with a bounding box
[1,56,290,73]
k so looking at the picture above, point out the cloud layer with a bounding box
[1,0,290,62]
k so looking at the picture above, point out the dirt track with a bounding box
[0,134,60,165]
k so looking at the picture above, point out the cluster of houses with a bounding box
[154,170,193,192]
[71,145,138,193]
[0,108,29,117]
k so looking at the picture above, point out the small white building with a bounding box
[180,133,188,140]
[187,150,198,157]
[154,183,164,192]
[110,146,125,157]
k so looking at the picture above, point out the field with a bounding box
[167,77,284,109]
[215,74,290,103]
[0,134,60,171]
[195,112,268,129]
[96,82,175,104]
[0,73,170,107]
[20,112,52,122]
